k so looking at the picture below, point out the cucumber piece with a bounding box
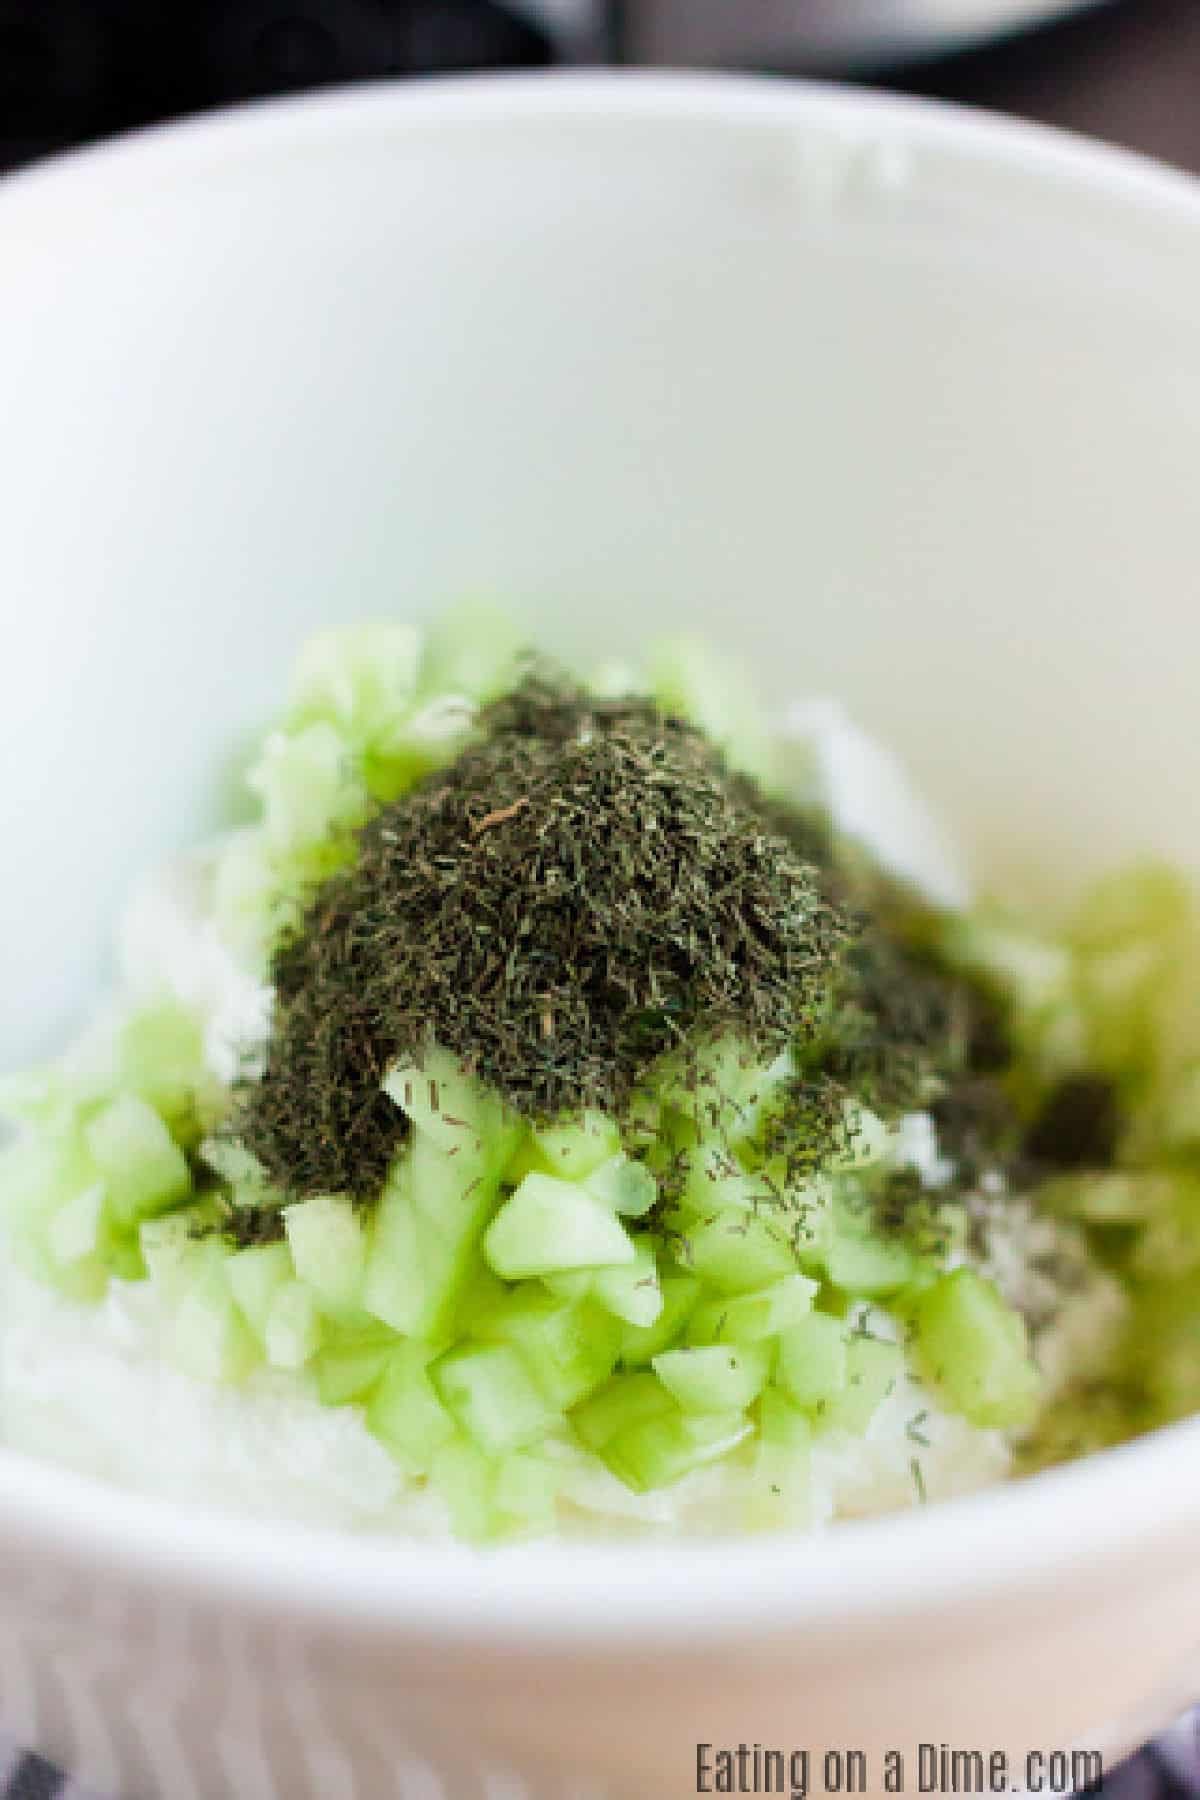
[383,1044,520,1168]
[533,1111,621,1181]
[822,1334,902,1435]
[417,600,523,704]
[825,1208,915,1299]
[284,1195,369,1326]
[82,1094,190,1226]
[45,1181,108,1269]
[211,828,284,964]
[571,1373,677,1453]
[365,1343,456,1475]
[140,1208,214,1302]
[650,1034,791,1143]
[167,1242,260,1384]
[493,1451,561,1534]
[776,1312,848,1410]
[263,1279,323,1370]
[683,1213,797,1294]
[913,1268,1041,1430]
[429,1435,496,1542]
[248,721,368,857]
[2,1139,111,1299]
[682,1146,774,1221]
[602,1404,752,1494]
[647,636,776,786]
[652,1343,771,1414]
[287,622,422,747]
[363,1137,503,1339]
[1036,1170,1178,1227]
[313,1323,400,1407]
[117,1000,218,1144]
[686,1273,818,1346]
[432,1343,559,1455]
[473,1290,622,1411]
[618,1273,701,1368]
[1066,861,1193,953]
[746,1389,814,1529]
[483,1174,635,1279]
[582,1154,657,1220]
[226,1240,294,1339]
[589,1237,663,1327]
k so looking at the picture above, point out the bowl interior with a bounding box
[2,78,1200,1068]
[1,83,1200,1672]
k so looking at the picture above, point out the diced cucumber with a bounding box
[383,1043,520,1169]
[582,1154,657,1220]
[913,1268,1041,1430]
[211,828,280,963]
[45,1181,108,1268]
[589,1237,663,1327]
[117,1000,218,1143]
[1158,1062,1200,1150]
[601,1404,752,1494]
[683,1213,797,1294]
[226,1240,294,1339]
[618,1274,701,1368]
[473,1290,622,1411]
[365,1342,456,1474]
[432,1342,559,1455]
[284,1195,369,1326]
[746,1389,814,1529]
[1066,861,1194,953]
[502,1132,556,1187]
[417,600,523,704]
[647,635,776,785]
[686,1273,818,1346]
[140,1208,212,1302]
[653,1343,771,1414]
[825,1205,916,1298]
[82,1094,190,1226]
[287,622,422,747]
[313,1323,400,1407]
[822,1333,903,1435]
[492,1450,561,1534]
[1036,1170,1178,1226]
[2,1139,111,1298]
[248,721,368,857]
[650,1034,791,1143]
[264,1279,323,1369]
[484,1174,636,1279]
[682,1146,774,1221]
[541,1269,593,1302]
[776,1312,848,1410]
[363,1139,502,1339]
[429,1435,495,1541]
[571,1373,677,1453]
[533,1111,621,1181]
[167,1242,259,1384]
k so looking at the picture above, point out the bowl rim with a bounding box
[3,69,1200,1647]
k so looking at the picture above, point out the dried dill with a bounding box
[238,675,850,1200]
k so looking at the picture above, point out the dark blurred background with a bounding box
[0,0,1198,180]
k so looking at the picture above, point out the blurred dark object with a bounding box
[0,0,553,172]
[894,0,1200,175]
[617,0,1107,75]
[2,0,1200,179]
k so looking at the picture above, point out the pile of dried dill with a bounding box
[239,677,851,1200]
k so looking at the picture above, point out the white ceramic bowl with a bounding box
[2,73,1200,1800]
